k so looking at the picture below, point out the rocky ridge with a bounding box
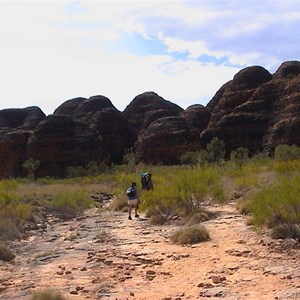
[0,61,300,177]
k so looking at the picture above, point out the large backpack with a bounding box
[141,172,150,190]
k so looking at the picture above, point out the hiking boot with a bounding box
[128,216,132,220]
[135,214,140,218]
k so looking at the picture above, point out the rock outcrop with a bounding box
[263,61,300,151]
[135,116,194,164]
[201,61,300,156]
[54,95,135,163]
[123,91,184,137]
[0,106,46,130]
[27,114,109,178]
[0,128,31,179]
[0,60,300,177]
[135,104,211,164]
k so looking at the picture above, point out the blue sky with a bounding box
[0,0,299,115]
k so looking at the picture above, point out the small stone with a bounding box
[70,290,78,295]
[56,271,64,275]
[212,275,226,284]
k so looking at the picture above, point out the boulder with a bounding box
[0,128,31,178]
[201,61,300,156]
[0,106,46,130]
[27,114,109,178]
[123,91,184,137]
[55,95,134,163]
[135,116,194,164]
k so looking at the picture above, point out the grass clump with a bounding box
[0,180,31,241]
[271,224,300,239]
[0,243,15,262]
[149,213,167,225]
[108,196,127,212]
[47,190,93,219]
[170,224,210,245]
[0,219,21,241]
[141,166,224,218]
[185,210,211,226]
[29,289,67,300]
[239,175,300,238]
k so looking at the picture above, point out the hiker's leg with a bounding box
[128,203,132,219]
[135,204,139,218]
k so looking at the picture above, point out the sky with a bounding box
[0,0,299,115]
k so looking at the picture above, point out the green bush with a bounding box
[66,166,86,178]
[241,176,300,235]
[170,224,210,245]
[0,180,31,240]
[29,289,67,300]
[274,144,300,161]
[273,160,300,175]
[230,147,249,169]
[140,166,224,217]
[22,158,40,179]
[0,243,15,262]
[206,137,225,164]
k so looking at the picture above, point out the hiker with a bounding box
[126,182,140,220]
[141,172,154,191]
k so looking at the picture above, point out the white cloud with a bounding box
[0,0,298,115]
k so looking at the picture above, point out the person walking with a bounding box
[141,172,154,191]
[126,182,140,220]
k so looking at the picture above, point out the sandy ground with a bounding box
[0,201,299,300]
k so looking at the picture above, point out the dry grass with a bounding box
[108,196,127,211]
[271,224,300,239]
[149,214,167,225]
[171,224,210,245]
[0,219,21,241]
[29,289,67,300]
[185,210,210,225]
[0,243,15,262]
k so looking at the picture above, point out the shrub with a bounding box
[271,224,300,239]
[22,158,40,179]
[29,289,67,300]
[141,166,224,218]
[0,219,21,241]
[66,166,86,178]
[230,147,249,169]
[242,175,300,235]
[149,214,167,225]
[170,224,210,245]
[185,210,210,225]
[274,144,300,161]
[273,160,300,175]
[180,151,200,166]
[206,137,225,165]
[0,243,15,262]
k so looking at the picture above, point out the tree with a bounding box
[22,158,40,179]
[206,137,225,164]
[230,147,249,169]
[122,148,139,172]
